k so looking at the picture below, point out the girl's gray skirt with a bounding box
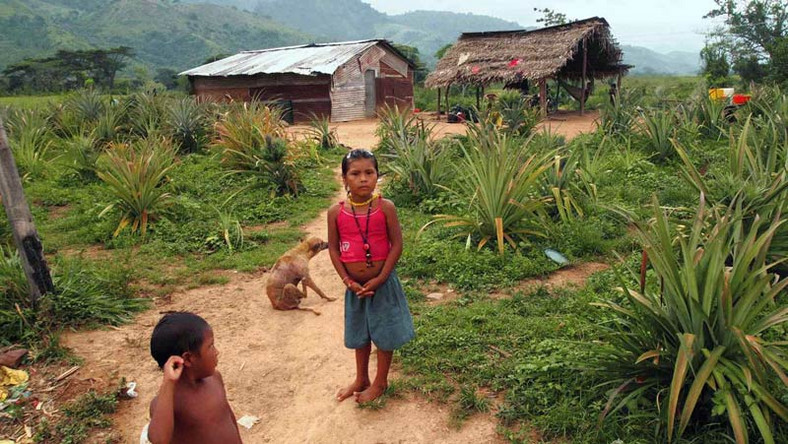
[344,270,415,350]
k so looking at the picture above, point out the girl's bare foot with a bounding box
[336,379,369,402]
[354,383,387,403]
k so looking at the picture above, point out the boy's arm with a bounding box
[147,356,183,444]
[215,372,241,433]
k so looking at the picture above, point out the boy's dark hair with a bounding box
[150,311,210,368]
[341,149,378,176]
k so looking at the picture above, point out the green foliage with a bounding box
[375,105,429,154]
[1,249,145,346]
[423,125,553,254]
[35,386,119,444]
[213,102,302,195]
[701,41,732,87]
[5,108,55,181]
[97,138,177,237]
[493,92,541,137]
[705,0,788,84]
[61,134,101,180]
[638,107,679,161]
[382,133,454,204]
[597,198,788,444]
[306,113,339,150]
[166,98,210,153]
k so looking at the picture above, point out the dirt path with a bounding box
[63,114,598,443]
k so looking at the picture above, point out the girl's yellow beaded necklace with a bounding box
[347,193,378,207]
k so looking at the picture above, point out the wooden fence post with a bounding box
[0,118,54,305]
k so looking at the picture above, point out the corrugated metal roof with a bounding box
[179,40,382,77]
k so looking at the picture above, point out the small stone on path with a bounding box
[426,293,444,301]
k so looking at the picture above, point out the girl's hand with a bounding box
[347,280,366,296]
[360,276,385,296]
[163,356,184,383]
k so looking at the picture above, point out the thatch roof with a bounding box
[425,17,630,88]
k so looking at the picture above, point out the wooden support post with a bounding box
[445,84,451,121]
[437,87,442,117]
[0,119,54,305]
[581,37,588,116]
[539,78,547,117]
[476,86,480,109]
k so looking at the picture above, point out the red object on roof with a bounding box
[732,94,751,105]
[508,59,521,67]
[471,66,481,74]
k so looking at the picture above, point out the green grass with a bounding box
[33,382,121,444]
[0,94,69,109]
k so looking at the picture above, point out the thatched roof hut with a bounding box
[425,17,629,88]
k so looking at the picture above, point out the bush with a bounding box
[97,138,177,237]
[424,124,553,254]
[597,198,788,443]
[1,250,145,346]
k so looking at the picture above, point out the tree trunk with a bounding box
[0,119,54,305]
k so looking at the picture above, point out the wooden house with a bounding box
[180,39,415,123]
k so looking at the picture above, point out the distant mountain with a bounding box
[0,0,309,71]
[0,0,701,78]
[621,45,701,76]
[254,0,521,64]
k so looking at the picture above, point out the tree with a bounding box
[533,7,568,26]
[700,41,732,86]
[705,0,788,83]
[393,44,427,85]
[155,68,180,90]
[435,44,453,60]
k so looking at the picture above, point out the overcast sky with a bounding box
[363,0,721,54]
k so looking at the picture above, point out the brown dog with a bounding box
[265,236,336,315]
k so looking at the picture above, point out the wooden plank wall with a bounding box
[331,44,413,122]
[192,73,331,122]
[190,43,413,123]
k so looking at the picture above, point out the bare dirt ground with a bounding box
[63,112,598,444]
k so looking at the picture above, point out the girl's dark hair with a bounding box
[341,149,378,176]
[150,311,210,368]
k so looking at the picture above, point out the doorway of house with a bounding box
[364,69,376,117]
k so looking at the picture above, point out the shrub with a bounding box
[597,197,788,443]
[61,134,102,180]
[214,104,300,195]
[97,138,177,237]
[167,98,209,153]
[306,113,339,150]
[423,124,553,254]
[383,135,454,203]
[5,109,54,181]
[376,105,430,154]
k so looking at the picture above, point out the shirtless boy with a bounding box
[146,312,242,444]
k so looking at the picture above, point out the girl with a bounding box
[327,149,415,404]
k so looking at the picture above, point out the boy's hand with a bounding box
[163,356,184,383]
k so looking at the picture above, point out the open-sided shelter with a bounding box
[180,39,415,123]
[425,17,631,115]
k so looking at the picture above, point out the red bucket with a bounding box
[732,94,751,105]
